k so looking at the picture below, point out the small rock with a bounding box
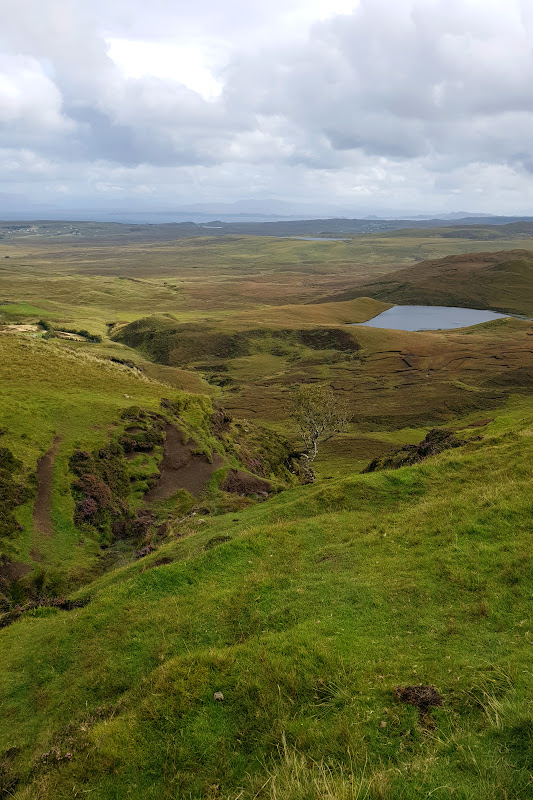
[213,691,224,702]
[379,721,387,728]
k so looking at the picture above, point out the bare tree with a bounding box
[289,384,351,465]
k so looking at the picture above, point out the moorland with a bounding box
[0,220,532,799]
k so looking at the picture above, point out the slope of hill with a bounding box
[113,311,533,445]
[328,249,533,316]
[0,336,302,592]
[0,394,533,798]
[1,234,533,799]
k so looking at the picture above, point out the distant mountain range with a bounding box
[0,199,515,225]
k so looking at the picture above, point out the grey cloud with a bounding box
[68,103,232,167]
[0,0,256,167]
[220,0,533,171]
[2,0,533,213]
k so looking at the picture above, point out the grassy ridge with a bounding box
[0,335,307,587]
[381,220,533,239]
[0,397,533,797]
[330,249,533,316]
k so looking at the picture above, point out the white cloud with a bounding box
[0,55,71,132]
[106,38,223,100]
[1,0,533,214]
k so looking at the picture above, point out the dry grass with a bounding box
[255,735,369,800]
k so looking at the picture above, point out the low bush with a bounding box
[70,443,130,535]
[0,447,31,541]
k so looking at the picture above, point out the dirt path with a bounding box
[145,424,223,501]
[33,436,62,536]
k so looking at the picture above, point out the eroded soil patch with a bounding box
[145,424,224,501]
[395,684,444,725]
[145,556,174,570]
[0,324,40,334]
[222,469,271,496]
[0,596,90,629]
[33,436,61,536]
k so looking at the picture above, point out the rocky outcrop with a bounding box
[362,428,467,472]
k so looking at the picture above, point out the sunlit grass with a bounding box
[1,396,533,797]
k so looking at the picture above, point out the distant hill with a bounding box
[2,216,533,243]
[382,221,533,240]
[326,249,533,316]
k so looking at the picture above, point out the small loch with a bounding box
[353,305,508,332]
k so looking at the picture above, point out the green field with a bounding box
[1,226,533,798]
[2,231,532,322]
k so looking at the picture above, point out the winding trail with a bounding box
[33,436,62,537]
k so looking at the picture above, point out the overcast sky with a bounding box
[1,0,533,217]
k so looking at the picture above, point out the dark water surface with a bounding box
[354,305,508,331]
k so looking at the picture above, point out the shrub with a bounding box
[0,447,31,540]
[70,443,130,534]
[57,327,102,343]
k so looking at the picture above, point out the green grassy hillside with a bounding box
[112,312,533,477]
[0,336,301,592]
[329,249,533,316]
[0,396,533,798]
[1,231,533,799]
